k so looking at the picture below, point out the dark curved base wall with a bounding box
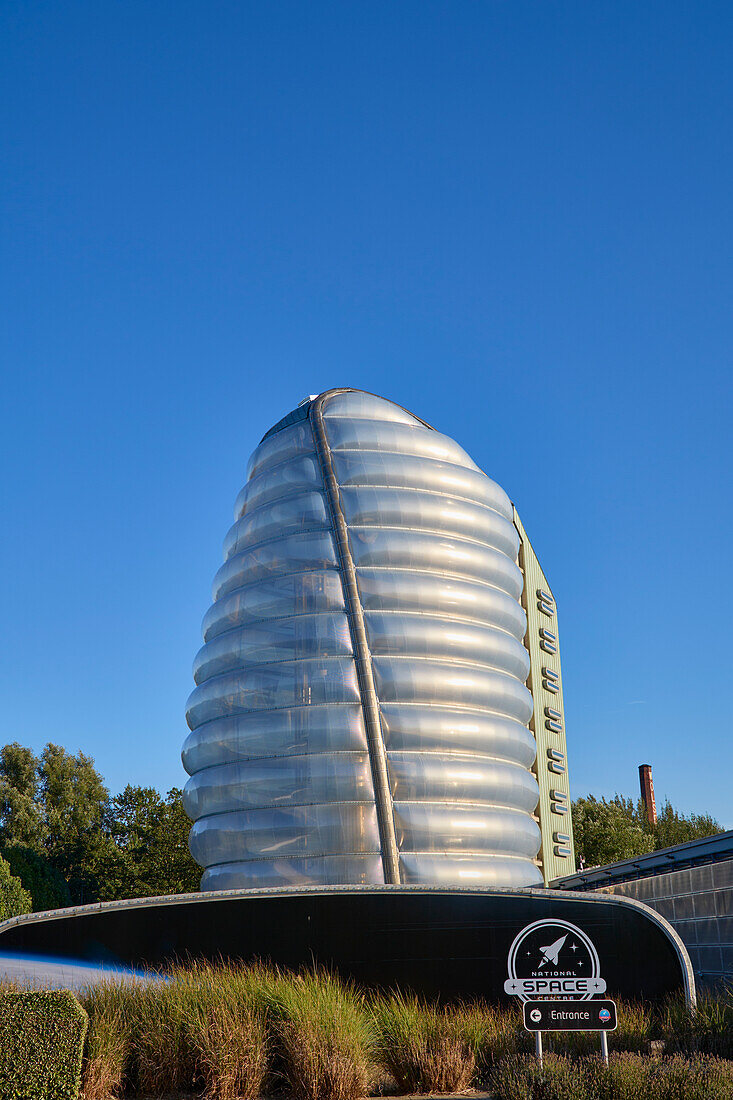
[0,886,692,1004]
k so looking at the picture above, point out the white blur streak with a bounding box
[0,952,164,990]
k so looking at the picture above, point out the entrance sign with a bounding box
[504,918,614,1066]
[523,999,617,1032]
[504,918,607,1001]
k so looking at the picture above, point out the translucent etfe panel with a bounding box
[183,753,375,819]
[188,802,381,865]
[324,417,480,471]
[348,528,523,599]
[193,613,353,683]
[386,752,539,813]
[392,802,541,858]
[181,704,368,773]
[378,704,536,769]
[200,855,384,891]
[185,656,361,729]
[234,454,322,520]
[340,487,519,557]
[223,492,328,560]
[363,612,530,681]
[212,531,339,602]
[356,570,527,640]
[246,420,316,481]
[399,853,544,888]
[203,572,346,642]
[372,658,534,723]
[321,391,421,425]
[332,452,512,518]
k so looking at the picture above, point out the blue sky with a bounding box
[1,1,731,827]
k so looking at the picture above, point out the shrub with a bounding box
[2,844,71,911]
[648,1053,733,1100]
[0,989,88,1100]
[271,969,374,1100]
[0,851,32,919]
[488,1053,585,1100]
[602,1053,652,1100]
[490,1052,733,1100]
[372,992,476,1094]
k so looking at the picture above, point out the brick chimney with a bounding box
[639,763,657,826]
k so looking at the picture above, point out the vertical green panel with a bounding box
[514,508,576,884]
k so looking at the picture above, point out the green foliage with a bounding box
[0,851,32,919]
[39,743,119,905]
[652,799,723,849]
[100,784,200,901]
[572,793,723,869]
[661,988,733,1059]
[0,743,46,851]
[2,844,71,912]
[572,795,654,867]
[0,741,199,906]
[0,990,88,1100]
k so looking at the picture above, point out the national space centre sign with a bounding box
[504,918,607,1001]
[504,918,618,1064]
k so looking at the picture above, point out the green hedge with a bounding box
[0,990,88,1100]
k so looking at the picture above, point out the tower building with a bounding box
[183,390,574,890]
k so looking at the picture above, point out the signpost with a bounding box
[523,999,617,1065]
[504,917,618,1066]
[523,999,617,1032]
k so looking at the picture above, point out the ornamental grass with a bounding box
[18,962,731,1099]
[268,969,375,1100]
[80,980,131,1100]
[371,992,477,1094]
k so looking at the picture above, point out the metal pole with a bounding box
[600,1030,609,1066]
[535,1030,543,1066]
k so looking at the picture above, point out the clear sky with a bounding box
[2,2,731,827]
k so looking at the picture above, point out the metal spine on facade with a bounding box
[183,390,543,890]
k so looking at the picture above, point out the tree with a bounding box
[102,785,200,900]
[645,799,722,850]
[572,793,724,870]
[2,845,71,912]
[0,742,200,907]
[0,853,32,920]
[0,743,46,851]
[39,743,118,905]
[572,795,654,868]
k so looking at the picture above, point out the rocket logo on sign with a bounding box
[503,919,607,1002]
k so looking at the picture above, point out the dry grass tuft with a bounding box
[188,997,267,1100]
[372,992,477,1094]
[272,969,374,1100]
[80,980,132,1100]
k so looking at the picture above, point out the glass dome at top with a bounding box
[183,389,542,891]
